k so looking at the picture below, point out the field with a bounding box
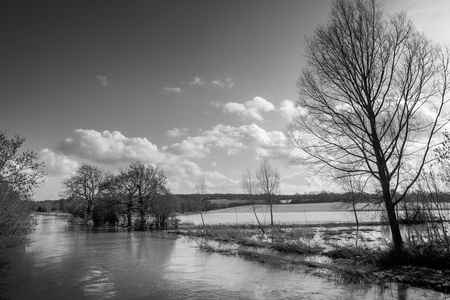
[210,202,366,214]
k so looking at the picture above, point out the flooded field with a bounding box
[180,202,381,225]
[1,214,448,299]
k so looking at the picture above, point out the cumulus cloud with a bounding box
[39,149,79,176]
[33,122,294,198]
[189,76,205,86]
[162,87,183,94]
[57,129,167,164]
[223,96,275,121]
[278,99,308,121]
[169,124,245,157]
[168,123,288,159]
[279,99,295,120]
[166,127,189,138]
[96,75,111,88]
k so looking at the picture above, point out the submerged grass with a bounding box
[181,222,450,293]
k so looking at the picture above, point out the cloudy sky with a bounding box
[1,0,449,200]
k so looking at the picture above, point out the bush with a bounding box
[0,185,36,247]
[92,199,119,226]
[376,242,450,270]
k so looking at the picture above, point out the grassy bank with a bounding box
[177,223,450,294]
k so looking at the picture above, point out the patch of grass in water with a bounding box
[271,241,323,255]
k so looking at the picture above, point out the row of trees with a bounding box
[60,162,176,230]
[58,159,285,230]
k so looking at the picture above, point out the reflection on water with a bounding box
[1,214,447,300]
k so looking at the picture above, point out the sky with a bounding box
[1,0,450,200]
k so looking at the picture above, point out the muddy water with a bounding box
[1,214,446,299]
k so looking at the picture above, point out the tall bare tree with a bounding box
[107,169,139,227]
[195,178,206,227]
[287,0,450,252]
[255,159,280,226]
[61,164,108,223]
[242,170,265,233]
[126,162,167,230]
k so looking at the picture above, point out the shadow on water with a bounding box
[0,214,448,300]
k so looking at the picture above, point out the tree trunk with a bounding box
[352,201,359,227]
[127,208,132,227]
[139,209,145,231]
[200,211,205,227]
[86,199,93,222]
[382,186,403,252]
[269,201,274,226]
[369,111,403,253]
[138,193,145,231]
[251,202,265,234]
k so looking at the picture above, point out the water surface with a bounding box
[1,214,446,299]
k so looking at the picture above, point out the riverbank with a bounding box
[176,223,450,295]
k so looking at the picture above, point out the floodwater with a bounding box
[181,211,363,225]
[181,206,379,225]
[1,214,447,300]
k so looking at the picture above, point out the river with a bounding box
[0,214,447,299]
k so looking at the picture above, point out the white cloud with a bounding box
[168,123,288,159]
[39,149,79,176]
[45,129,223,196]
[169,136,213,158]
[212,76,234,88]
[279,99,295,120]
[162,87,183,94]
[96,75,111,88]
[35,121,293,199]
[34,149,81,200]
[189,76,205,86]
[166,127,189,138]
[211,101,224,108]
[223,96,275,121]
[278,99,308,121]
[57,129,167,164]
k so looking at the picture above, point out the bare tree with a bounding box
[126,162,167,230]
[287,0,450,252]
[242,170,265,233]
[61,164,108,223]
[255,159,280,226]
[195,178,206,227]
[107,170,139,227]
[148,194,177,230]
[105,162,168,229]
[337,174,368,227]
